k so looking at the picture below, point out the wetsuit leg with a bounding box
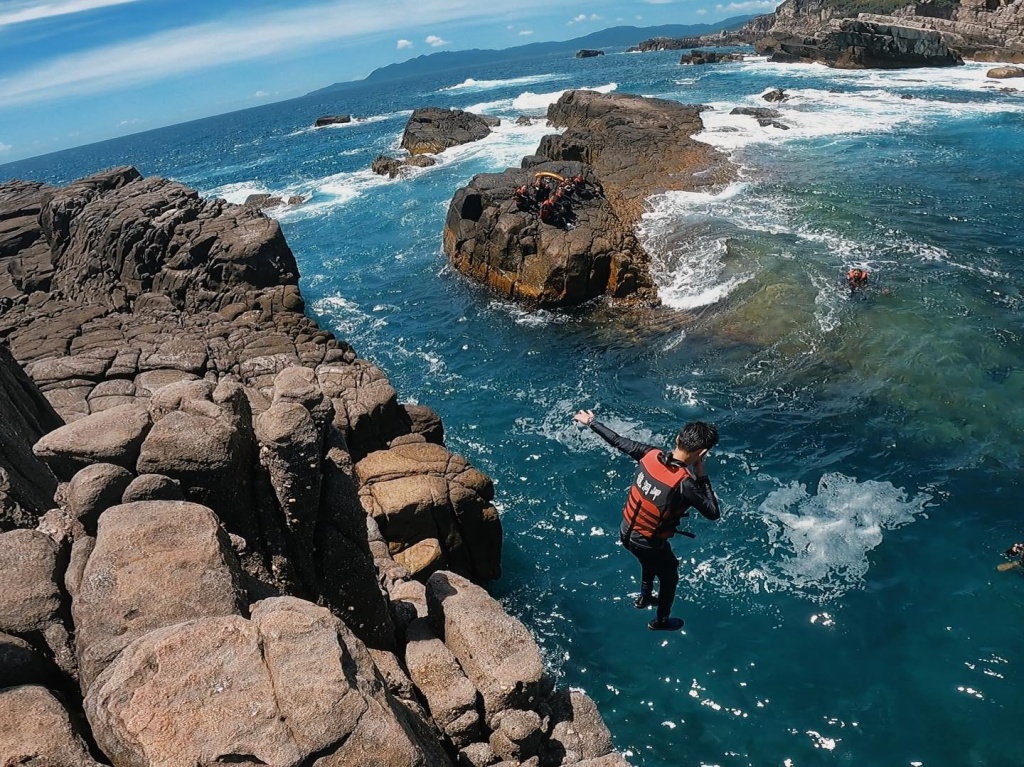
[628,540,679,619]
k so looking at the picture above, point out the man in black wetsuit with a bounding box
[573,409,724,630]
[573,410,721,631]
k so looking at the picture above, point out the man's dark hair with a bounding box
[676,421,719,452]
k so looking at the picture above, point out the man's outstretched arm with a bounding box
[573,409,655,462]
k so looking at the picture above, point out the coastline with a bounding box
[0,167,629,766]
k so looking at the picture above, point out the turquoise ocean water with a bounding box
[3,48,1023,767]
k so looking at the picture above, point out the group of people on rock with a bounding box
[513,173,592,227]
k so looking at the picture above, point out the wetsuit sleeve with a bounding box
[587,420,658,462]
[679,475,721,520]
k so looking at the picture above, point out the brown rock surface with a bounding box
[356,442,501,581]
[0,685,104,767]
[426,571,551,722]
[404,618,480,746]
[443,90,732,308]
[32,403,151,480]
[84,597,449,767]
[401,108,496,155]
[72,500,245,689]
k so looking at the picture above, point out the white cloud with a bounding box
[696,7,708,13]
[518,29,533,36]
[715,0,779,11]
[425,34,449,46]
[568,13,602,24]
[253,90,270,97]
[116,117,142,126]
[0,1,557,106]
[0,0,141,28]
[0,142,11,153]
[396,38,413,49]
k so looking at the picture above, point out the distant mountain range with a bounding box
[308,18,756,95]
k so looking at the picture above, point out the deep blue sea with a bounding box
[4,48,1023,767]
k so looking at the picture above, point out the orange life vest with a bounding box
[622,449,691,540]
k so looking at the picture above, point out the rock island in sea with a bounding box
[0,166,629,766]
[443,89,734,309]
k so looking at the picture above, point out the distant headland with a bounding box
[307,18,756,95]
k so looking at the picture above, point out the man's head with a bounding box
[676,421,719,454]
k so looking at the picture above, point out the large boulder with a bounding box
[401,108,496,155]
[316,360,407,459]
[443,162,653,308]
[356,442,502,582]
[84,597,450,767]
[136,381,258,543]
[62,463,135,533]
[987,65,1024,78]
[0,529,63,636]
[72,500,245,689]
[546,689,616,763]
[0,528,75,676]
[0,685,104,767]
[32,403,151,481]
[426,571,551,722]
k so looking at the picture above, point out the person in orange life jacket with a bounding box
[573,410,721,631]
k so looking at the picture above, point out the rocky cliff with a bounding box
[0,168,629,767]
[738,0,1024,63]
[442,90,732,309]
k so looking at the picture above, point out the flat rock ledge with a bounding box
[0,167,630,766]
[442,89,733,309]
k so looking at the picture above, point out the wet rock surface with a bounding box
[0,167,629,765]
[401,107,497,155]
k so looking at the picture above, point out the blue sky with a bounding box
[0,0,778,163]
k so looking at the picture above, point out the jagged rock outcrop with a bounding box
[680,50,745,64]
[627,36,703,52]
[0,167,629,767]
[442,90,732,309]
[243,193,305,210]
[0,341,62,530]
[372,154,438,178]
[576,49,605,58]
[740,0,1024,63]
[401,108,498,156]
[757,17,964,67]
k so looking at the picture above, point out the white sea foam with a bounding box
[637,185,754,310]
[696,61,1024,152]
[205,181,272,205]
[284,110,412,137]
[758,472,931,601]
[440,74,557,91]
